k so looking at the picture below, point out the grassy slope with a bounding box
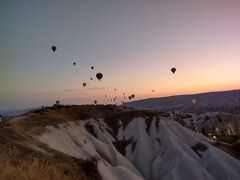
[0,136,100,180]
[0,105,114,180]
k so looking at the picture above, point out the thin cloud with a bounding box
[64,87,107,92]
[30,86,112,96]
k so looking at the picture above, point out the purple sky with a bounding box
[1,0,240,110]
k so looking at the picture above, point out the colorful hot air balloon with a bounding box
[94,100,97,104]
[51,46,57,52]
[91,66,94,70]
[96,73,103,81]
[171,67,176,74]
[82,83,87,87]
[192,98,197,104]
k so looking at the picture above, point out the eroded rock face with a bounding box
[171,112,239,138]
[38,116,240,180]
[2,106,240,180]
[114,116,240,180]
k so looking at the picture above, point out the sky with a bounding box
[1,0,240,110]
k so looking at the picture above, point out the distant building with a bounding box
[55,100,60,106]
[52,100,62,108]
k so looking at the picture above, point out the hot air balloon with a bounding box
[131,94,135,99]
[73,62,76,66]
[192,98,197,104]
[128,96,132,100]
[123,93,125,95]
[51,46,57,52]
[90,78,93,80]
[96,73,103,81]
[124,97,125,99]
[152,90,154,93]
[82,83,87,87]
[91,66,94,70]
[171,68,176,74]
[94,100,97,104]
[105,95,107,98]
[114,89,116,91]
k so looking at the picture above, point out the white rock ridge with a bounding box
[38,117,240,180]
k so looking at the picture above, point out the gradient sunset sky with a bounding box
[1,0,240,110]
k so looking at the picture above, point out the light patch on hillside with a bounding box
[38,119,144,180]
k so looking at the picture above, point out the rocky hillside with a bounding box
[0,105,240,180]
[123,89,240,113]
